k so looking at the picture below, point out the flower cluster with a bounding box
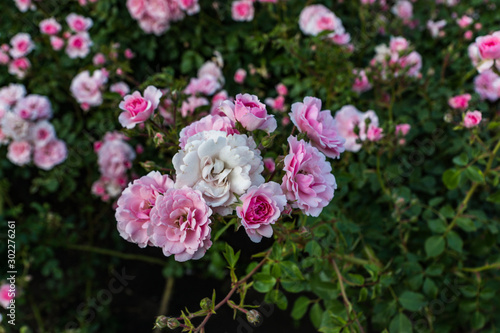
[0,84,67,169]
[333,105,382,152]
[0,33,35,79]
[264,83,288,112]
[70,69,108,110]
[299,4,351,46]
[92,132,136,201]
[370,36,422,80]
[126,0,199,36]
[470,31,500,73]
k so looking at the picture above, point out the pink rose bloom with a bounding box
[330,32,351,45]
[30,120,55,147]
[33,139,68,170]
[110,82,130,97]
[181,96,209,118]
[98,135,135,179]
[118,86,162,129]
[0,84,26,106]
[366,124,383,141]
[464,30,473,40]
[389,36,409,53]
[299,5,343,37]
[468,43,481,67]
[276,83,288,96]
[448,94,471,109]
[281,136,336,217]
[265,95,286,112]
[149,187,213,262]
[1,112,30,141]
[14,94,52,120]
[9,33,34,59]
[70,70,108,107]
[66,32,92,59]
[127,0,146,19]
[8,57,31,79]
[474,70,499,102]
[39,18,62,35]
[211,90,229,114]
[391,0,413,20]
[198,61,224,84]
[176,0,199,15]
[50,36,65,51]
[290,97,345,159]
[234,68,247,84]
[263,157,275,172]
[116,171,175,248]
[457,15,473,28]
[427,20,447,38]
[178,115,238,149]
[237,182,286,243]
[184,75,220,96]
[232,0,254,22]
[0,49,9,65]
[476,32,500,60]
[399,51,422,77]
[395,123,411,136]
[93,53,106,65]
[0,284,15,309]
[14,0,32,12]
[352,69,372,94]
[463,110,482,128]
[66,13,93,32]
[223,94,277,133]
[7,140,31,166]
[334,105,379,152]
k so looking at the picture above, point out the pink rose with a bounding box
[448,94,471,109]
[474,70,499,102]
[39,18,62,35]
[427,20,446,38]
[50,36,65,51]
[97,135,136,179]
[0,50,9,65]
[475,32,500,60]
[0,283,15,309]
[127,0,146,19]
[399,51,422,77]
[391,0,413,20]
[66,13,93,32]
[464,31,473,40]
[352,69,372,94]
[198,61,224,84]
[223,94,277,133]
[0,84,26,106]
[1,112,30,141]
[184,75,220,96]
[93,53,106,65]
[176,0,200,15]
[9,33,34,59]
[14,94,52,120]
[124,48,135,59]
[66,32,92,59]
[366,124,383,141]
[70,70,108,107]
[234,68,247,84]
[276,83,288,96]
[211,90,228,114]
[334,105,379,152]
[395,123,411,136]
[290,97,345,159]
[263,157,275,172]
[180,96,209,118]
[389,36,409,53]
[281,136,336,217]
[299,4,343,36]
[118,86,162,129]
[457,15,473,29]
[232,0,254,22]
[110,82,130,97]
[7,140,31,166]
[14,0,32,12]
[30,120,55,147]
[7,57,30,78]
[237,182,286,243]
[149,187,213,262]
[33,139,67,170]
[463,110,482,128]
[115,171,175,248]
[178,115,238,149]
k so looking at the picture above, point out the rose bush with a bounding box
[0,0,499,332]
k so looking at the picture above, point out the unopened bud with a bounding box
[154,133,165,146]
[200,297,213,311]
[261,134,276,148]
[246,310,262,326]
[140,160,155,171]
[154,316,179,330]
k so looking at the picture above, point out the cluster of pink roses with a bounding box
[370,36,422,80]
[114,90,342,261]
[39,13,94,59]
[231,0,280,22]
[0,84,67,170]
[470,31,500,73]
[299,4,351,46]
[92,132,136,202]
[264,83,288,112]
[0,33,35,79]
[447,94,482,129]
[126,0,199,36]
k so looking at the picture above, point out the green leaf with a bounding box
[346,273,365,285]
[253,273,276,293]
[486,191,500,203]
[427,219,447,234]
[389,313,413,333]
[464,166,484,183]
[358,287,368,302]
[442,169,461,190]
[270,242,283,261]
[471,311,486,330]
[452,153,469,166]
[425,236,445,257]
[309,303,323,329]
[305,240,322,257]
[399,291,426,311]
[223,243,240,268]
[266,289,288,310]
[446,231,463,252]
[291,296,310,320]
[423,278,438,298]
[456,217,477,232]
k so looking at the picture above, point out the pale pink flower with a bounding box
[395,123,411,136]
[116,171,175,248]
[39,18,62,35]
[263,157,275,172]
[0,284,15,309]
[180,96,209,118]
[237,182,286,243]
[399,51,422,77]
[149,187,213,262]
[352,69,372,94]
[184,75,220,96]
[334,105,379,152]
[234,68,247,84]
[118,86,162,129]
[389,36,409,53]
[8,58,31,79]
[299,4,343,36]
[366,124,383,141]
[290,96,345,159]
[33,139,67,170]
[265,95,286,112]
[476,32,500,59]
[276,83,288,96]
[448,94,471,109]
[0,84,26,106]
[457,15,473,28]
[211,90,228,114]
[178,115,238,149]
[1,112,30,141]
[93,53,106,65]
[7,140,31,166]
[50,36,65,51]
[66,13,93,32]
[464,30,473,40]
[66,32,92,59]
[222,94,277,133]
[198,61,224,84]
[329,32,351,45]
[127,0,146,19]
[0,50,9,65]
[463,110,482,128]
[124,48,135,59]
[14,94,52,120]
[97,135,135,179]
[30,120,55,147]
[70,70,108,107]
[176,0,199,15]
[468,43,481,67]
[391,0,413,20]
[14,0,32,12]
[474,70,499,101]
[9,33,34,59]
[427,20,447,38]
[232,0,254,22]
[110,82,130,97]
[281,136,336,217]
